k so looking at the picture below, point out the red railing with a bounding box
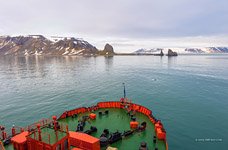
[0,141,5,150]
[29,131,51,144]
[166,140,169,150]
[25,118,52,131]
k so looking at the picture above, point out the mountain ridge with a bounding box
[0,35,113,56]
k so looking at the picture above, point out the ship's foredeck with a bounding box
[59,108,166,150]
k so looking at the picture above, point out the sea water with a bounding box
[0,55,228,150]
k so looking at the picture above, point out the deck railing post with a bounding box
[48,134,50,144]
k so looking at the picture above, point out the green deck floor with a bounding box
[59,108,166,150]
[3,144,14,150]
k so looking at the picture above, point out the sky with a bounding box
[0,0,228,52]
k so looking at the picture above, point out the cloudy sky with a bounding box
[0,0,228,52]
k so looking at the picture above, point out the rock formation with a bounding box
[97,43,115,56]
[167,49,178,56]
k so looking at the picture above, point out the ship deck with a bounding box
[59,108,166,150]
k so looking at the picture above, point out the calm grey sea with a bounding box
[0,55,228,150]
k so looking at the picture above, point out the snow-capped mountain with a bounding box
[135,48,163,54]
[0,35,98,56]
[134,47,228,54]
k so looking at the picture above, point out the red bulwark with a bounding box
[11,131,29,150]
[72,148,84,150]
[69,131,100,150]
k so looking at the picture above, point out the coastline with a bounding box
[1,53,228,57]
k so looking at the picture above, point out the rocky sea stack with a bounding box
[154,49,164,56]
[97,43,115,56]
[167,49,178,56]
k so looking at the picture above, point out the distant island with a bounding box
[0,35,115,56]
[133,47,228,55]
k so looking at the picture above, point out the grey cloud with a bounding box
[0,0,227,51]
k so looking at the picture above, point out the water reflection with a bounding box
[104,56,113,71]
[167,56,177,68]
[159,56,164,67]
